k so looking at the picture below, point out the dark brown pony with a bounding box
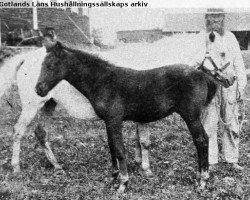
[35,40,235,193]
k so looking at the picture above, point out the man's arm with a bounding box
[229,32,247,99]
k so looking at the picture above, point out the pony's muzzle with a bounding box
[232,76,236,84]
[226,75,236,87]
[36,82,48,97]
[216,71,236,88]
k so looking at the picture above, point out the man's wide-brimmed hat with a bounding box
[205,8,226,14]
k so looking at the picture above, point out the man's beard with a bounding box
[206,23,225,36]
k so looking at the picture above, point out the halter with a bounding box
[202,50,230,69]
[198,31,230,75]
[197,52,230,78]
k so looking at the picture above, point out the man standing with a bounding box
[193,8,247,170]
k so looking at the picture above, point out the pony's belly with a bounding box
[129,99,174,123]
[52,81,99,120]
[132,111,172,123]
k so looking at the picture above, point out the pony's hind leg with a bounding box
[137,123,153,178]
[11,106,38,173]
[134,124,142,164]
[34,124,63,173]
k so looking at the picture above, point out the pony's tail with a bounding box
[0,54,25,100]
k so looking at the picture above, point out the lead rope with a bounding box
[238,96,247,133]
[215,89,236,124]
[204,34,231,126]
[206,32,247,132]
[214,76,246,133]
[206,33,233,127]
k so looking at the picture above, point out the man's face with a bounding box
[206,14,225,35]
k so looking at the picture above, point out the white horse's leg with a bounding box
[34,123,63,172]
[137,123,153,177]
[134,124,142,164]
[11,106,38,173]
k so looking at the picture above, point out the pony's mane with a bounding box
[61,43,115,67]
[205,75,218,106]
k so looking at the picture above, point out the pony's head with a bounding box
[36,41,69,97]
[198,54,235,88]
[197,31,236,88]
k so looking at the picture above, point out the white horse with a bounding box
[0,31,227,178]
[0,47,153,176]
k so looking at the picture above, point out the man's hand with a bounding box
[237,89,244,102]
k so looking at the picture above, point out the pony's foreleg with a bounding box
[134,124,142,164]
[106,129,119,180]
[11,106,38,173]
[185,118,209,190]
[137,123,153,178]
[105,119,128,194]
[34,124,63,172]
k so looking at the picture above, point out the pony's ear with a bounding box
[43,27,57,41]
[209,31,215,42]
[43,38,56,52]
[42,27,58,52]
[44,39,64,58]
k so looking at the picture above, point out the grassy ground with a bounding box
[0,47,250,199]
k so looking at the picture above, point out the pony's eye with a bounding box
[55,61,61,66]
[47,64,53,70]
[220,52,225,57]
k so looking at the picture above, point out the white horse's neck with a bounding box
[0,53,24,100]
[0,47,47,101]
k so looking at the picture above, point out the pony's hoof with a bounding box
[112,170,119,180]
[10,171,23,179]
[144,169,154,178]
[53,168,65,176]
[139,168,154,178]
[116,183,126,194]
[196,181,206,192]
[134,158,142,165]
[196,170,209,192]
[12,166,21,174]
